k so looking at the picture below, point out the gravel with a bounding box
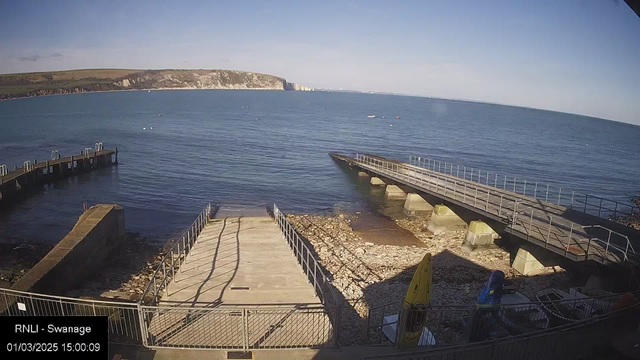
[288,212,574,345]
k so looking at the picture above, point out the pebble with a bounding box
[288,213,575,345]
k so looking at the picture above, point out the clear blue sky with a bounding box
[1,0,639,124]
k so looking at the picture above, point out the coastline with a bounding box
[0,86,290,103]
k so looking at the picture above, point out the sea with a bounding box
[1,90,639,245]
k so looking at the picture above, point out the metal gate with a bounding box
[140,304,335,350]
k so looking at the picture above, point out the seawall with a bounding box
[11,204,125,294]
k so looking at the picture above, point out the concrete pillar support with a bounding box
[512,248,545,275]
[403,193,434,215]
[370,177,386,186]
[385,185,407,200]
[358,171,369,177]
[427,205,467,235]
[465,220,499,246]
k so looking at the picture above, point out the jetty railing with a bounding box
[0,287,142,344]
[408,155,639,222]
[366,291,634,350]
[356,154,637,264]
[273,203,342,348]
[140,203,212,306]
[363,299,639,359]
[139,303,333,349]
[274,204,339,306]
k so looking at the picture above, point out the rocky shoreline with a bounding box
[0,242,53,288]
[288,211,575,345]
[65,232,168,302]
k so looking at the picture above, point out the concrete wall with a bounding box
[11,204,125,294]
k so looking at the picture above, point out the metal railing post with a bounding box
[546,216,553,244]
[571,191,575,210]
[566,224,573,256]
[181,235,186,268]
[464,184,467,202]
[503,175,506,189]
[457,165,460,178]
[243,308,249,351]
[153,277,157,302]
[558,188,562,206]
[494,173,498,188]
[598,198,603,218]
[171,250,176,283]
[513,177,516,192]
[624,239,630,260]
[475,188,478,207]
[534,182,538,199]
[584,194,588,213]
[523,180,527,196]
[463,166,466,179]
[162,261,167,293]
[546,185,549,202]
[529,209,534,234]
[486,190,490,211]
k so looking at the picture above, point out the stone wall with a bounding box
[11,204,125,294]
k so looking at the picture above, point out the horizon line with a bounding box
[0,66,636,126]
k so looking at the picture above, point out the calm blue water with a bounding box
[1,90,639,244]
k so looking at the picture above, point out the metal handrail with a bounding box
[0,286,139,307]
[408,155,639,221]
[363,301,640,359]
[273,204,342,349]
[140,203,212,305]
[273,204,338,306]
[355,154,635,263]
[1,287,143,344]
[583,225,637,261]
[366,290,639,349]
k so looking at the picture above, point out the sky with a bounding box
[1,0,640,124]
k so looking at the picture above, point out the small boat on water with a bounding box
[396,116,400,119]
[536,288,597,324]
[498,290,549,334]
[367,114,376,118]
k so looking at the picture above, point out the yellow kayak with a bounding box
[401,253,432,347]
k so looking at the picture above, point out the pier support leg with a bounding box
[427,205,467,235]
[511,248,546,275]
[385,185,407,200]
[403,193,433,216]
[463,221,499,254]
[370,177,385,186]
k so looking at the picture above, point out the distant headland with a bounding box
[0,69,314,100]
